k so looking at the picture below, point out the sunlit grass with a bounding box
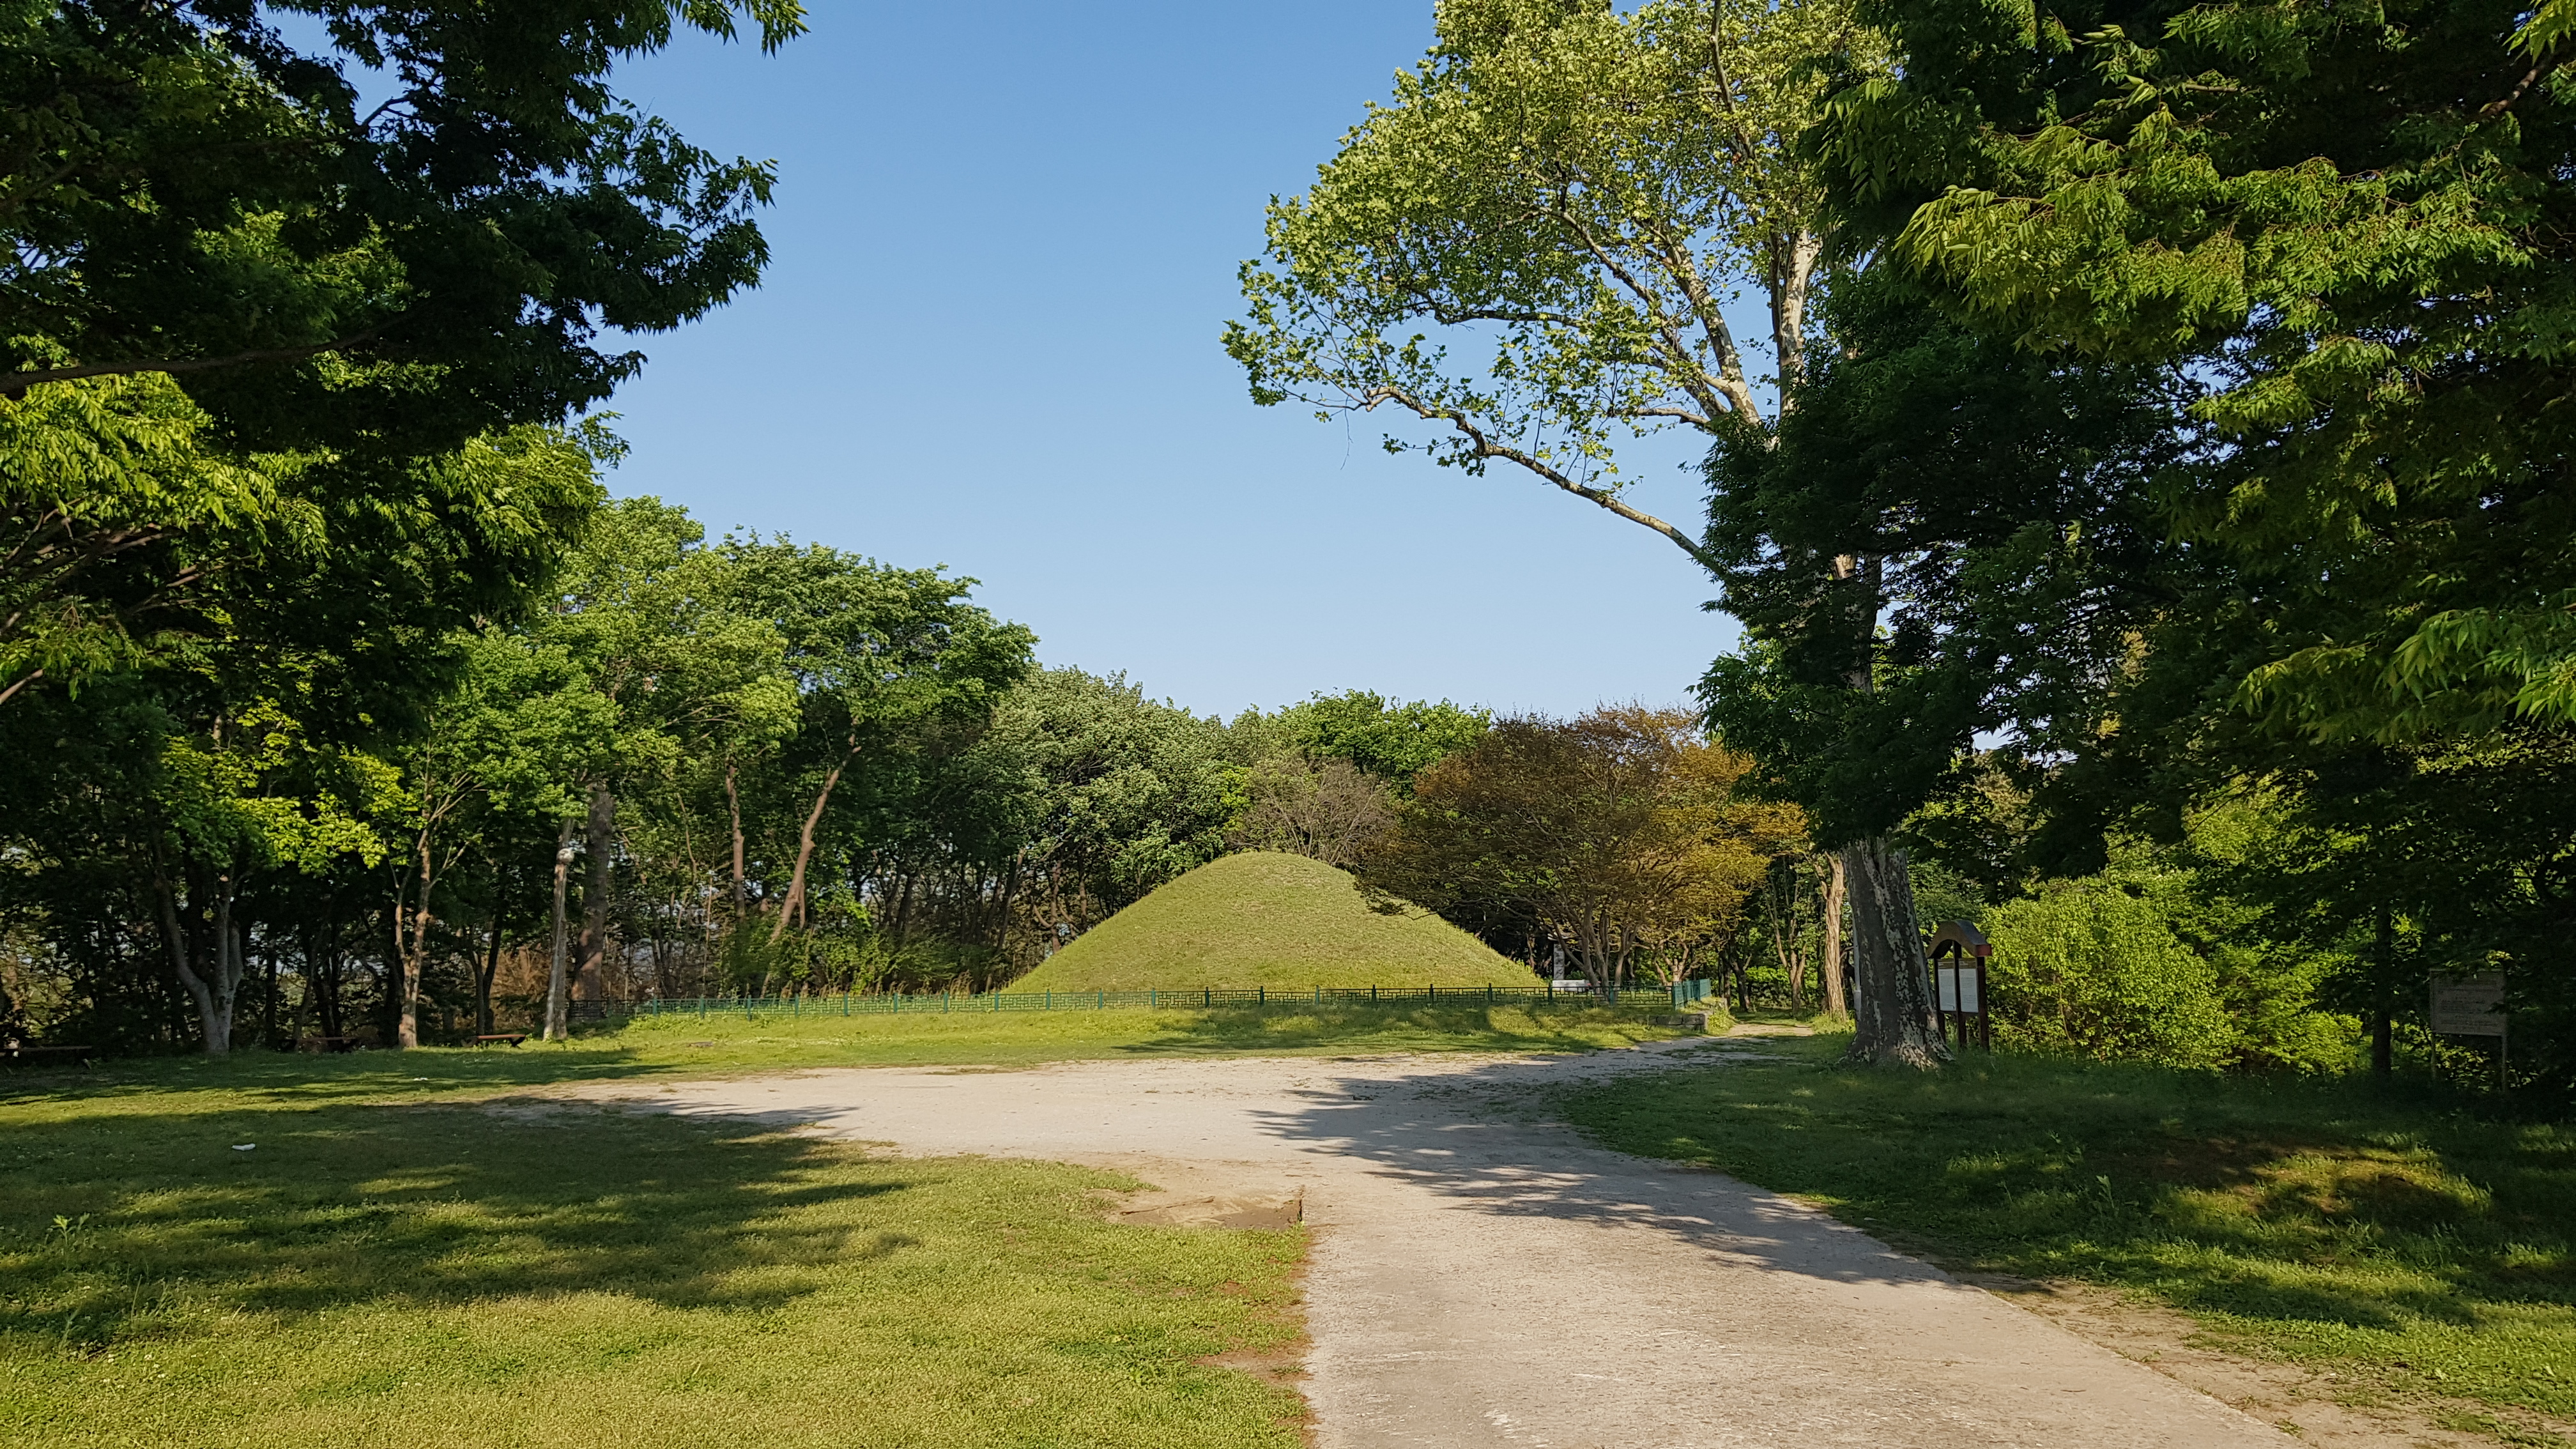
[0,1078,1305,1448]
[1563,1033,2576,1425]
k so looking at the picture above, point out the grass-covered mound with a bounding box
[1013,850,1534,992]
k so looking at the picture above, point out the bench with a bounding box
[1,1043,97,1064]
[472,1034,528,1047]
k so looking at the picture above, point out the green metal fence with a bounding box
[632,979,1715,1020]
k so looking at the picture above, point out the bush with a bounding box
[1985,878,2235,1070]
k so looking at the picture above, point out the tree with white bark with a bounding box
[1225,0,1945,1060]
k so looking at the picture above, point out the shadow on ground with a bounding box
[0,1094,915,1346]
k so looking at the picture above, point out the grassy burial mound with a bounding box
[1013,850,1535,992]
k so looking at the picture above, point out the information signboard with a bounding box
[2430,973,2507,1037]
[1935,965,1981,1013]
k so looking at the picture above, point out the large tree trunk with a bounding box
[544,819,576,1041]
[578,781,615,1002]
[1843,836,1944,1068]
[1820,853,1849,1018]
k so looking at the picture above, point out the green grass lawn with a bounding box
[1013,850,1536,991]
[1563,1032,2576,1435]
[0,1070,1306,1447]
[0,999,1692,1447]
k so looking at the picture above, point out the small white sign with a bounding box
[2430,974,2506,1036]
[1935,965,1980,1013]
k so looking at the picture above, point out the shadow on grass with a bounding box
[1554,1036,2576,1336]
[0,1094,915,1347]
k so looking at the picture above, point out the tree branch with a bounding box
[1,328,384,397]
[1361,383,1725,573]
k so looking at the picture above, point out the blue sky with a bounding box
[601,1,1740,719]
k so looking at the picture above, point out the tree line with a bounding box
[1230,0,2576,1092]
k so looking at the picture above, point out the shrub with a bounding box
[1985,879,2235,1070]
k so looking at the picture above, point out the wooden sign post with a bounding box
[2429,972,2508,1091]
[1927,921,1992,1052]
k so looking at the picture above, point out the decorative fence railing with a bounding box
[622,980,1715,1021]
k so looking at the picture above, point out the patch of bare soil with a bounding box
[1967,1275,2573,1448]
[1101,1157,1307,1229]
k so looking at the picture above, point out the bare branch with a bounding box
[1362,383,1724,572]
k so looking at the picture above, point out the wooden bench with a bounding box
[1,1043,97,1064]
[472,1034,529,1047]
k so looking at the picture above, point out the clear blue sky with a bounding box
[602,1,1740,719]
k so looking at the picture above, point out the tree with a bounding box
[1819,0,2575,743]
[1698,274,2188,1061]
[1228,756,1395,868]
[1275,691,1489,792]
[1812,0,2576,1078]
[1367,706,1802,991]
[3,0,799,712]
[150,680,394,1054]
[961,668,1242,948]
[1227,0,1925,1039]
[4,0,800,442]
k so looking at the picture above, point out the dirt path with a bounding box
[573,1040,2289,1448]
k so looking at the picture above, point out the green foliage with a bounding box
[1566,1036,2576,1426]
[1227,0,1882,559]
[1985,876,2239,1071]
[3,0,801,456]
[949,669,1234,933]
[1819,0,2576,742]
[1698,274,2186,847]
[1273,690,1487,791]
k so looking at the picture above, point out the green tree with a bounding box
[1275,691,1489,792]
[1814,0,2576,1084]
[1227,0,1874,562]
[1698,275,2187,1060]
[4,0,800,444]
[1368,706,1803,992]
[1226,0,1940,1047]
[1820,0,2575,742]
[716,538,1035,948]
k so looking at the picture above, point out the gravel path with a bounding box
[576,1040,2289,1448]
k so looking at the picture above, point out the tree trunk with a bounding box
[211,875,241,1052]
[770,752,852,945]
[1843,837,1944,1068]
[479,879,508,1038]
[578,780,615,1003]
[544,819,576,1042]
[153,860,243,1055]
[1820,853,1849,1018]
[395,828,437,1049]
[725,759,749,924]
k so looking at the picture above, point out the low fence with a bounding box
[624,981,1712,1020]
